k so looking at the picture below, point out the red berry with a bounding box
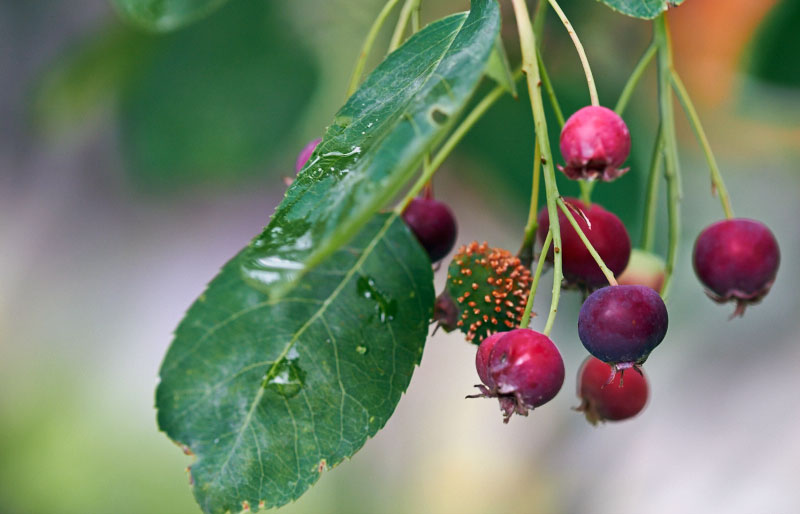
[295,137,321,172]
[558,106,631,182]
[693,218,780,317]
[537,198,631,289]
[578,285,668,368]
[618,250,665,292]
[469,329,565,423]
[576,356,648,425]
[402,197,458,263]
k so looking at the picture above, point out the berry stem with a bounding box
[521,230,552,328]
[671,72,735,219]
[547,0,599,107]
[394,75,516,213]
[655,14,682,300]
[615,42,657,115]
[640,123,664,253]
[537,48,565,127]
[556,197,619,286]
[389,0,422,52]
[579,181,594,206]
[519,142,542,267]
[347,0,404,97]
[511,0,563,337]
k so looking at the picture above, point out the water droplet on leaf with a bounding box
[357,275,398,323]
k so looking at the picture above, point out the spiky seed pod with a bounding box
[446,241,532,344]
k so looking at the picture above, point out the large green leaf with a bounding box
[111,0,230,32]
[241,0,500,299]
[747,0,800,89]
[157,214,434,514]
[597,0,686,19]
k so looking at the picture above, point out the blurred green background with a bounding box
[1,0,799,512]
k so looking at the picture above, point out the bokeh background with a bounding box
[1,0,799,512]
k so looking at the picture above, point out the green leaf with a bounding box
[747,0,800,89]
[157,213,434,514]
[596,0,686,19]
[241,0,500,299]
[111,0,230,32]
[485,36,518,98]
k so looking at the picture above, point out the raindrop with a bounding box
[357,275,398,323]
[263,352,306,398]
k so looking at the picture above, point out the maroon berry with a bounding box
[618,249,665,293]
[469,329,565,423]
[558,106,631,181]
[402,197,458,263]
[578,285,668,369]
[693,218,780,317]
[433,291,459,333]
[295,137,321,172]
[537,198,631,289]
[576,356,648,425]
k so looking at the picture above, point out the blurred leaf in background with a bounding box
[112,0,231,32]
[747,0,800,89]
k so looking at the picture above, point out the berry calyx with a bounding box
[537,198,631,289]
[578,285,668,369]
[558,106,631,182]
[432,291,459,333]
[402,197,458,263]
[618,249,666,292]
[295,137,322,172]
[575,356,649,425]
[693,218,780,318]
[446,242,532,344]
[470,329,565,423]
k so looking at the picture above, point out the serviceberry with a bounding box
[432,291,460,333]
[469,328,565,423]
[295,137,322,172]
[575,356,649,425]
[402,197,458,263]
[618,249,665,292]
[537,198,631,289]
[578,285,668,372]
[693,218,780,317]
[558,106,631,182]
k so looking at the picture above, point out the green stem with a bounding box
[640,123,664,253]
[615,42,657,115]
[411,1,421,33]
[533,0,549,41]
[394,77,513,213]
[655,14,682,300]
[579,180,594,205]
[347,0,404,97]
[556,197,619,286]
[511,0,563,337]
[547,0,599,106]
[671,72,735,219]
[537,48,565,127]
[518,142,542,266]
[521,230,552,328]
[389,0,421,52]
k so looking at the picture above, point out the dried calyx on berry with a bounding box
[693,218,780,318]
[578,285,668,379]
[469,329,565,423]
[446,242,532,344]
[558,106,631,182]
[402,197,458,263]
[575,356,649,425]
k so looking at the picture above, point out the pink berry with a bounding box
[558,106,631,182]
[576,356,648,425]
[618,249,665,293]
[402,197,458,263]
[537,198,631,289]
[469,329,565,423]
[295,137,322,172]
[693,218,780,317]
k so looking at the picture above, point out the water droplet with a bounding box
[263,352,306,398]
[357,276,398,323]
[356,345,367,355]
[214,438,220,444]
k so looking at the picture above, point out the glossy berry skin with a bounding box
[576,356,648,425]
[402,197,458,263]
[693,218,780,317]
[618,249,665,293]
[537,198,631,289]
[578,285,668,366]
[558,106,631,182]
[295,137,321,172]
[468,329,564,423]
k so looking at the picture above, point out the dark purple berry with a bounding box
[402,197,458,263]
[578,285,668,368]
[693,218,780,317]
[575,356,648,425]
[537,198,631,289]
[558,106,631,182]
[295,137,321,172]
[469,328,565,423]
